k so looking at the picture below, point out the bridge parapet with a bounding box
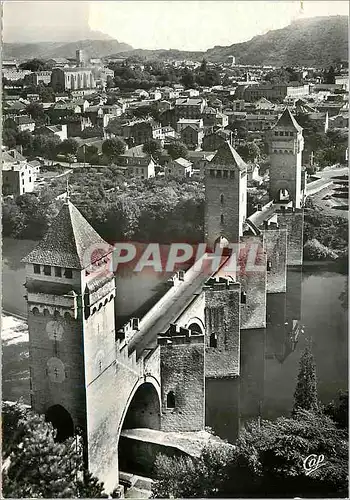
[158,323,204,346]
[203,276,239,291]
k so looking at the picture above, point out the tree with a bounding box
[3,128,18,148]
[181,68,195,89]
[236,141,261,162]
[325,65,335,84]
[324,390,349,429]
[19,58,49,71]
[26,102,47,126]
[2,404,106,498]
[153,410,348,498]
[166,141,189,160]
[293,343,319,413]
[16,130,34,153]
[102,137,126,162]
[142,138,162,159]
[77,144,100,165]
[58,138,79,156]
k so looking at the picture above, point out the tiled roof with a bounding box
[22,201,109,269]
[274,107,302,132]
[211,141,247,171]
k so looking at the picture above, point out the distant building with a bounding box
[3,150,36,195]
[165,157,193,178]
[180,125,204,150]
[203,129,233,151]
[118,145,155,179]
[228,55,236,66]
[37,124,68,141]
[24,71,52,86]
[175,97,206,119]
[51,68,95,92]
[3,69,31,81]
[13,115,36,132]
[76,49,85,67]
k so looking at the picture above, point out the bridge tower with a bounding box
[23,200,116,445]
[268,107,304,208]
[204,141,248,249]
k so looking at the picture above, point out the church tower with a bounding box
[204,141,247,249]
[23,201,116,442]
[268,108,304,208]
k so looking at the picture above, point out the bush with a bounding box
[303,238,338,261]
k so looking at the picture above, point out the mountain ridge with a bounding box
[3,16,348,67]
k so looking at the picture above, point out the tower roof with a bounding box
[211,141,247,171]
[274,107,302,132]
[22,201,109,269]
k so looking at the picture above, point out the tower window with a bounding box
[279,131,283,136]
[55,267,62,277]
[241,291,247,304]
[209,332,217,348]
[43,265,51,276]
[166,391,176,409]
[267,260,272,271]
[216,170,222,178]
[230,171,235,179]
[220,194,224,204]
[64,268,73,279]
[33,264,41,274]
[210,169,215,177]
[221,214,224,224]
[223,170,228,178]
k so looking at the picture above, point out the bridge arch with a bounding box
[186,317,205,335]
[118,377,161,436]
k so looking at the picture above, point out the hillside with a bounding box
[3,38,133,61]
[111,48,205,62]
[3,16,348,67]
[205,16,348,67]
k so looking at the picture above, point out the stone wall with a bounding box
[238,235,267,329]
[277,209,304,266]
[263,226,287,293]
[27,308,86,428]
[159,332,205,432]
[204,278,241,378]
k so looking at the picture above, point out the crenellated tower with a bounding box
[23,200,116,442]
[204,141,248,249]
[268,107,304,208]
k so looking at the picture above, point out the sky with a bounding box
[89,0,349,50]
[3,1,349,49]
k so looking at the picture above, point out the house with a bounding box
[47,58,70,68]
[24,71,52,86]
[180,125,204,150]
[13,115,36,132]
[118,145,155,179]
[203,129,233,151]
[246,162,262,185]
[2,150,35,195]
[65,116,93,138]
[75,137,104,160]
[165,157,193,178]
[187,150,216,177]
[119,118,163,145]
[175,97,206,119]
[37,124,68,141]
[176,118,203,133]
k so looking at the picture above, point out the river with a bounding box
[2,237,348,442]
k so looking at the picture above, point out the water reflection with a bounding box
[206,267,348,443]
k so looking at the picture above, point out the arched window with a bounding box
[221,214,224,224]
[241,291,247,304]
[209,332,217,348]
[167,391,175,409]
[32,307,40,316]
[220,194,224,204]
